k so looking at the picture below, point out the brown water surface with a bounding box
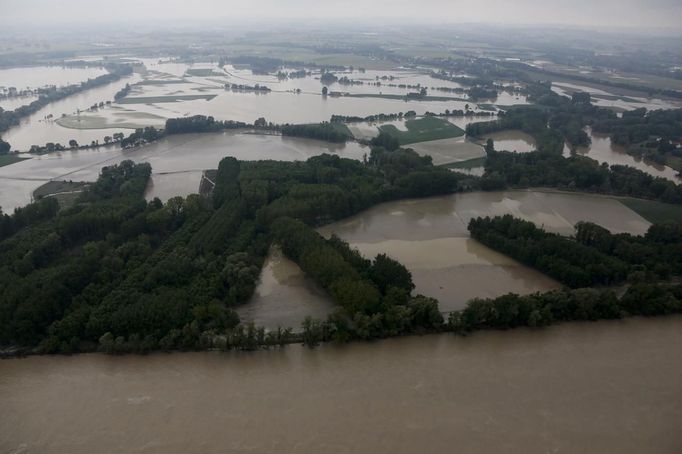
[1,316,681,453]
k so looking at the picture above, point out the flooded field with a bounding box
[318,190,649,310]
[569,128,681,181]
[2,61,527,151]
[2,316,681,453]
[0,132,368,211]
[1,73,142,151]
[0,65,108,90]
[481,130,537,153]
[410,137,484,165]
[551,81,682,111]
[236,247,335,330]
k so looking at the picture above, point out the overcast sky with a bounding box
[1,0,680,29]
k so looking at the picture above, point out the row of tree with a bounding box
[469,215,682,288]
[480,147,682,203]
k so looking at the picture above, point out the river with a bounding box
[1,316,681,453]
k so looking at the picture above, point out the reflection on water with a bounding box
[1,316,680,453]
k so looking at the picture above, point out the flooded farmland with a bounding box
[0,132,368,211]
[236,247,335,330]
[569,127,681,182]
[2,316,681,454]
[318,190,650,310]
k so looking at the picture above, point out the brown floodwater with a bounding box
[0,133,368,211]
[570,128,681,182]
[1,316,681,453]
[318,191,650,310]
[236,246,335,330]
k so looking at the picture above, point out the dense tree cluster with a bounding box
[466,85,616,152]
[272,217,442,344]
[448,283,682,334]
[0,144,472,354]
[281,123,350,143]
[165,115,254,135]
[468,215,629,288]
[469,215,682,288]
[591,108,682,168]
[480,149,682,203]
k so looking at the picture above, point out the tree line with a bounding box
[469,215,682,288]
[479,147,682,204]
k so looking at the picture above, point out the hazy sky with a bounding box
[1,0,680,29]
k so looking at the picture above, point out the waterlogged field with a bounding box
[236,247,335,330]
[568,127,681,181]
[551,81,682,112]
[2,60,529,151]
[1,73,143,151]
[0,132,368,211]
[0,65,108,90]
[319,190,650,310]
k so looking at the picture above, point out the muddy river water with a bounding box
[1,316,681,453]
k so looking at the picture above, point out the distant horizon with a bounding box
[1,0,681,31]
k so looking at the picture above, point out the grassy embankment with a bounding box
[621,198,682,224]
[0,155,29,168]
[379,116,464,145]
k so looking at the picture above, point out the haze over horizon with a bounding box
[1,0,681,31]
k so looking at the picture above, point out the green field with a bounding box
[185,68,225,77]
[379,116,465,145]
[0,154,29,168]
[117,94,217,104]
[621,198,682,224]
[440,156,486,169]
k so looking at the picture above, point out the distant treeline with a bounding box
[281,123,350,143]
[591,108,682,169]
[466,84,615,152]
[479,148,682,204]
[0,65,133,134]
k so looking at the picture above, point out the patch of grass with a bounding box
[379,116,465,145]
[621,198,682,224]
[665,155,682,172]
[440,156,486,169]
[476,103,497,111]
[0,154,29,168]
[185,68,224,77]
[117,94,217,104]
